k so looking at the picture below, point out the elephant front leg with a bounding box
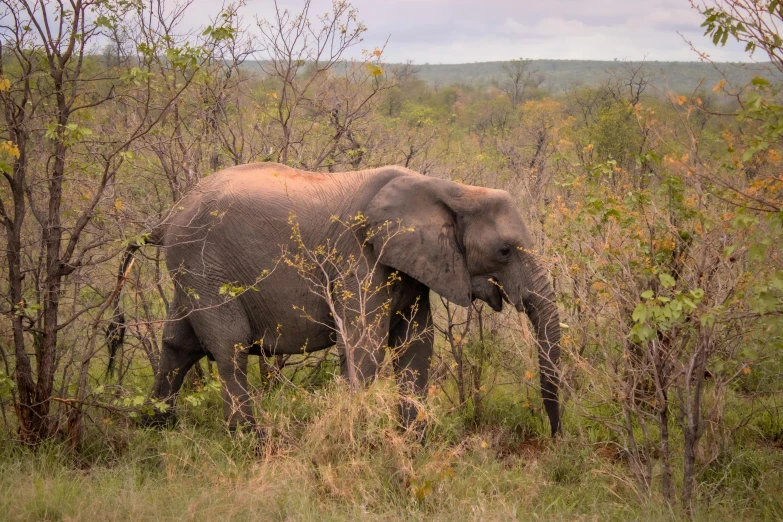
[193,303,265,439]
[334,270,391,388]
[338,319,389,388]
[390,290,434,438]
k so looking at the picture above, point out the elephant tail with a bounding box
[106,229,163,377]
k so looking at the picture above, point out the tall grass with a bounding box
[1,372,781,521]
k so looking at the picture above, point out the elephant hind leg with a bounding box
[214,350,257,432]
[148,315,204,427]
[192,305,258,433]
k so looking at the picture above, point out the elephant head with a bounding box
[366,176,561,436]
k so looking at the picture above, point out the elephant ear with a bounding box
[365,176,472,307]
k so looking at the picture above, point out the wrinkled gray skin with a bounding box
[144,163,561,436]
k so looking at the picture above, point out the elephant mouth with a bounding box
[488,276,504,312]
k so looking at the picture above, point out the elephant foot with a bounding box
[228,422,270,448]
[139,408,176,429]
[410,424,428,446]
[398,403,428,445]
[229,423,270,456]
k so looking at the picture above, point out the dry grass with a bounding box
[1,376,781,521]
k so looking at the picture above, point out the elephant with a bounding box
[110,162,562,437]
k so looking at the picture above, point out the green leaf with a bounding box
[659,273,676,289]
[751,76,771,86]
[749,244,766,262]
[202,24,236,42]
[713,27,723,45]
[632,303,647,323]
[755,290,778,314]
[770,271,783,292]
[630,323,655,342]
[95,15,114,29]
[732,213,758,229]
[641,289,654,299]
[741,347,759,360]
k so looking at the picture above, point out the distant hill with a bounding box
[242,59,775,95]
[406,60,774,95]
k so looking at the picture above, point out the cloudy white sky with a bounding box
[191,0,755,63]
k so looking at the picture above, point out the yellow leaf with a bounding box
[365,63,384,77]
[0,78,10,92]
[114,198,124,211]
[0,140,20,158]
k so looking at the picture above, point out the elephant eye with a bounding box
[498,245,512,257]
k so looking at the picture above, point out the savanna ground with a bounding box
[1,0,783,520]
[2,365,782,522]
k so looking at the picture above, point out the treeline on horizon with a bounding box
[241,58,773,96]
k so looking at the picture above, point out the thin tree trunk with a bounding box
[6,160,37,441]
[682,336,708,513]
[660,400,673,503]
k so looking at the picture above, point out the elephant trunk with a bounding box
[519,269,561,437]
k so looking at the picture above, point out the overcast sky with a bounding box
[191,0,754,63]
